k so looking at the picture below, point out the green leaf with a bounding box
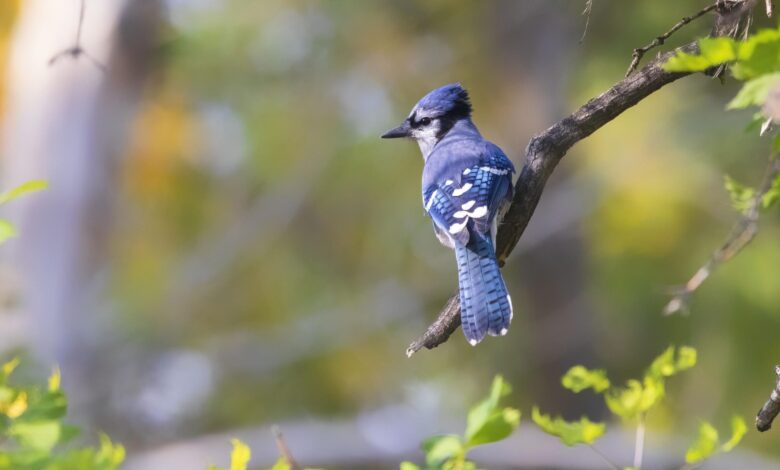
[531,407,606,446]
[0,220,17,244]
[731,28,780,80]
[465,407,520,447]
[647,346,697,378]
[8,420,61,451]
[724,175,755,213]
[663,37,739,72]
[422,435,463,467]
[561,366,610,393]
[675,346,698,371]
[685,422,719,463]
[727,72,780,109]
[605,376,665,420]
[93,433,125,467]
[400,462,422,470]
[721,416,747,452]
[0,180,48,206]
[0,358,20,382]
[763,170,780,209]
[465,376,511,443]
[17,389,68,422]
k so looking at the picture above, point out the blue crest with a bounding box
[414,83,472,118]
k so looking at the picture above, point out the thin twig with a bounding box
[587,444,620,470]
[664,157,780,315]
[48,0,106,72]
[580,0,594,44]
[625,3,718,77]
[633,414,646,469]
[272,425,302,470]
[756,365,780,431]
[75,0,85,45]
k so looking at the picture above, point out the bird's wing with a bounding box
[424,143,514,244]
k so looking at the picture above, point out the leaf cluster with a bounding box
[401,376,520,470]
[0,359,124,470]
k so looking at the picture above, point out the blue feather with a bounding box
[455,227,512,344]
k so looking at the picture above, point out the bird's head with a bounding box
[381,83,472,153]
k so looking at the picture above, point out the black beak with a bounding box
[381,120,411,139]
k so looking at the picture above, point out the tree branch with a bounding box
[273,426,302,470]
[756,365,780,431]
[49,0,107,72]
[407,4,756,356]
[625,2,718,77]
[664,156,780,315]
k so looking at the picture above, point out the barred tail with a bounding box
[454,230,513,345]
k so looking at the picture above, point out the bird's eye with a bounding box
[420,117,432,126]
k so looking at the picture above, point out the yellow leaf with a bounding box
[229,438,251,470]
[0,180,48,205]
[5,391,27,418]
[2,357,20,378]
[48,366,61,392]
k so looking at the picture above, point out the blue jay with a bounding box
[382,83,515,345]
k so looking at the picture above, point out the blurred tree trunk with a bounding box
[1,0,161,425]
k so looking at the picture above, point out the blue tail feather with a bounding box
[455,228,512,345]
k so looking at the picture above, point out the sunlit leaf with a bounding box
[4,391,27,419]
[465,407,520,447]
[0,220,17,244]
[685,422,719,463]
[732,28,780,80]
[721,416,747,452]
[18,389,67,422]
[423,435,463,467]
[605,376,665,421]
[268,458,291,470]
[95,433,125,466]
[531,407,605,446]
[8,420,61,451]
[465,375,511,443]
[663,37,739,72]
[0,180,48,205]
[48,367,61,392]
[1,357,20,381]
[675,346,697,371]
[561,366,610,393]
[228,439,251,470]
[399,462,422,470]
[647,346,697,378]
[727,73,780,109]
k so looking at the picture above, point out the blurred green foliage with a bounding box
[0,358,124,470]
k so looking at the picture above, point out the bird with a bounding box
[382,83,515,345]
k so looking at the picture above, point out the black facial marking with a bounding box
[436,115,456,139]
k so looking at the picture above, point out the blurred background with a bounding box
[1,0,779,468]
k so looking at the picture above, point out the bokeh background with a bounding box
[1,0,779,468]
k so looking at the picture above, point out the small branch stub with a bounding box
[272,425,302,470]
[756,365,780,431]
